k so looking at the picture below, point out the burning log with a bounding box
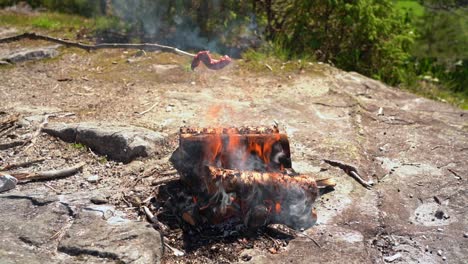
[172,127,292,193]
[200,166,322,229]
[191,51,231,70]
[169,125,336,231]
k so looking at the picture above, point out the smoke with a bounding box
[108,0,263,57]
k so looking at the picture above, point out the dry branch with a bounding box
[9,162,85,181]
[0,32,196,57]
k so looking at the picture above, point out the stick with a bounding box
[0,32,196,57]
[142,205,155,222]
[0,140,25,150]
[151,175,180,186]
[163,239,185,257]
[141,205,170,234]
[0,158,45,171]
[267,224,321,248]
[323,159,374,189]
[299,231,322,248]
[9,162,85,181]
[138,102,158,115]
[0,124,17,138]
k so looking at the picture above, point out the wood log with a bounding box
[180,125,279,135]
[183,166,321,229]
[173,132,292,192]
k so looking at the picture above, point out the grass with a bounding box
[404,82,468,110]
[240,47,316,74]
[0,11,94,32]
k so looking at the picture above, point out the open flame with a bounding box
[202,130,287,172]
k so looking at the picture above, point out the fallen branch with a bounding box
[8,162,85,181]
[0,158,45,171]
[323,159,374,189]
[0,32,196,57]
[151,175,180,186]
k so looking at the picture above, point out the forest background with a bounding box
[1,0,466,109]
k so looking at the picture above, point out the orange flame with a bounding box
[275,202,281,214]
[200,124,284,171]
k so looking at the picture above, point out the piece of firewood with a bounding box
[206,166,319,194]
[7,162,85,181]
[190,166,321,229]
[180,125,279,135]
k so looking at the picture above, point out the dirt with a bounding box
[1,34,467,264]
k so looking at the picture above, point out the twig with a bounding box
[164,237,185,256]
[268,224,321,248]
[0,32,196,57]
[0,158,45,171]
[44,183,60,193]
[140,205,185,256]
[142,205,155,222]
[0,140,25,150]
[0,124,17,138]
[141,205,170,234]
[323,159,374,189]
[447,168,461,179]
[138,102,159,115]
[9,162,85,181]
[298,231,322,248]
[264,63,273,71]
[151,175,180,186]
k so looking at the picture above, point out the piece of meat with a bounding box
[191,50,231,70]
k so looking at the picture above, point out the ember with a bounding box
[191,51,232,70]
[170,126,335,230]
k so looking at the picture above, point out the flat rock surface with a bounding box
[43,122,168,163]
[0,45,60,63]
[0,43,466,264]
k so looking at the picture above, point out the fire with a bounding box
[275,202,281,214]
[201,129,285,171]
[175,125,326,229]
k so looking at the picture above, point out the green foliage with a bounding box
[71,143,86,151]
[264,0,415,85]
[0,0,104,17]
[0,11,93,34]
[395,0,425,19]
[1,0,466,107]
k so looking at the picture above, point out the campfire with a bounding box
[169,125,336,231]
